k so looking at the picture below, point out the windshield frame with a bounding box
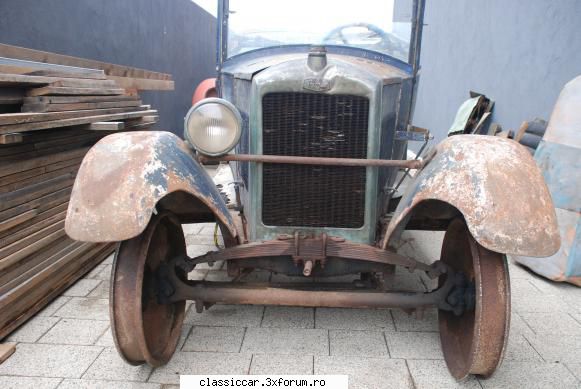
[217,0,425,74]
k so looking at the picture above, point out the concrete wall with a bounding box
[0,0,217,135]
[413,0,581,143]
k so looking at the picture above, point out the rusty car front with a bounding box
[65,0,559,380]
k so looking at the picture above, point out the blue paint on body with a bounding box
[535,140,580,213]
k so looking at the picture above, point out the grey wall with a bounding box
[2,1,578,142]
[413,0,581,143]
[0,0,217,135]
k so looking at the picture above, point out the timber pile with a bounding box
[0,45,173,339]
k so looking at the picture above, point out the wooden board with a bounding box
[0,242,110,311]
[0,187,71,230]
[24,70,107,80]
[0,148,89,177]
[0,239,82,293]
[50,78,118,89]
[0,208,67,249]
[0,226,67,272]
[0,44,165,342]
[27,86,125,97]
[0,56,106,78]
[1,241,91,298]
[0,134,23,144]
[514,121,529,142]
[0,237,74,289]
[0,216,64,255]
[0,210,38,234]
[1,137,91,161]
[0,144,34,158]
[19,131,99,151]
[0,73,117,88]
[88,121,125,131]
[0,128,98,155]
[0,138,89,163]
[0,242,100,318]
[0,88,25,104]
[23,95,137,104]
[4,75,172,92]
[125,115,159,124]
[0,135,97,160]
[0,158,83,187]
[0,244,114,339]
[0,343,15,363]
[1,126,89,146]
[0,44,170,80]
[0,106,147,126]
[107,75,174,91]
[0,109,157,134]
[0,164,79,195]
[0,202,67,240]
[21,99,142,113]
[0,174,75,213]
[125,120,158,131]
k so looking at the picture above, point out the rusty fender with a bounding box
[65,131,237,243]
[382,135,560,257]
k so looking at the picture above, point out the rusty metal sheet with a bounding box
[65,131,237,242]
[382,135,560,257]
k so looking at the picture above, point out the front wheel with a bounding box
[439,218,511,379]
[110,211,186,367]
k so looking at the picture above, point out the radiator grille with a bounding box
[261,92,369,228]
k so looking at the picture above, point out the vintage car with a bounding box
[65,0,560,380]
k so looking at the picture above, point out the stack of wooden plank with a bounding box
[0,45,173,339]
[0,43,173,92]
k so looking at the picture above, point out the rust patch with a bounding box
[382,135,560,257]
[65,131,237,243]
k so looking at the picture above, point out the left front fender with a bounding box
[383,135,560,257]
[65,131,238,243]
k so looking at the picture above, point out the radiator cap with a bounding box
[308,45,327,72]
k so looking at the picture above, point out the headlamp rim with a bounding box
[184,97,242,157]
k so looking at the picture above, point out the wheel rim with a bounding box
[110,212,186,366]
[439,218,511,379]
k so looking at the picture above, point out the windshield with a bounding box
[225,0,415,62]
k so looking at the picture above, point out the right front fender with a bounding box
[382,135,560,257]
[65,131,237,243]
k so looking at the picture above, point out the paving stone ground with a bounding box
[2,226,580,389]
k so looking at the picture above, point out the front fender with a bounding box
[65,131,237,243]
[383,135,560,257]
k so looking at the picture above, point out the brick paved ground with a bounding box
[1,226,580,389]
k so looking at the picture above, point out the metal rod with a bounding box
[180,284,444,310]
[200,154,424,169]
[390,139,430,195]
[163,259,457,312]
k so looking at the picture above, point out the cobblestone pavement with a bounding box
[1,226,580,389]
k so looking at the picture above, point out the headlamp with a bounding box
[184,98,242,156]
